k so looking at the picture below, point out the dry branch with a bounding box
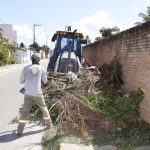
[43,57,122,136]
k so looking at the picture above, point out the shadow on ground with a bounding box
[0,126,45,143]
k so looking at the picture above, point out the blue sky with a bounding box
[0,0,149,47]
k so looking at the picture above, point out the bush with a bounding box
[8,57,16,64]
[82,89,144,129]
[0,48,9,66]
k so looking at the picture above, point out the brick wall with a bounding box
[83,22,150,123]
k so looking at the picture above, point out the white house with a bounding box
[11,48,34,64]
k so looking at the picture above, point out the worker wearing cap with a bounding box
[17,53,52,136]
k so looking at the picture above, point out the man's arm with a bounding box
[20,68,26,84]
[41,68,48,85]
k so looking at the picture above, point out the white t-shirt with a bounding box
[20,64,48,96]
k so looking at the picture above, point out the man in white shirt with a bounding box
[17,53,52,136]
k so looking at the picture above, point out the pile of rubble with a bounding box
[43,57,123,136]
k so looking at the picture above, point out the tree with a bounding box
[139,6,150,22]
[0,28,3,41]
[0,28,17,65]
[99,26,120,38]
[41,44,47,50]
[7,43,16,50]
[135,6,150,25]
[94,37,101,42]
[94,26,120,41]
[0,42,10,65]
[29,42,41,52]
[20,42,25,48]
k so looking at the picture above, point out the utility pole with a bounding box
[31,24,41,59]
[46,35,49,46]
[45,36,49,58]
[33,24,41,45]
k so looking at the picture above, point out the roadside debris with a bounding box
[42,57,123,136]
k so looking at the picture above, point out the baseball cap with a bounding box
[31,53,41,61]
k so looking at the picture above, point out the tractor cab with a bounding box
[47,27,87,76]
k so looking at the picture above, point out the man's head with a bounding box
[31,53,41,64]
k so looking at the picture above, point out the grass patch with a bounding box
[42,125,92,150]
[10,116,19,124]
[42,121,150,150]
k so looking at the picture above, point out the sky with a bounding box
[0,0,149,48]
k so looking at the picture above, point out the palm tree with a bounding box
[140,6,150,22]
[135,6,150,25]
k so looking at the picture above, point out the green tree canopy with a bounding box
[94,26,120,42]
[0,28,3,40]
[29,42,41,52]
[94,37,101,42]
[20,42,25,48]
[100,26,120,38]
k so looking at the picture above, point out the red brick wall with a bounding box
[83,22,150,123]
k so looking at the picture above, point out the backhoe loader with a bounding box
[47,26,87,76]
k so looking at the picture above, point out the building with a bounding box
[0,24,17,44]
[11,48,33,64]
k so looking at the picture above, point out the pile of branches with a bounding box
[56,91,103,136]
[96,57,123,91]
[42,57,122,135]
[61,91,117,135]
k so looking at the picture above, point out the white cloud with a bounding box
[13,24,46,47]
[132,3,140,13]
[132,0,150,14]
[146,0,150,7]
[13,11,131,46]
[71,11,129,42]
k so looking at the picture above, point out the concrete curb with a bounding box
[60,143,150,150]
[60,143,117,150]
